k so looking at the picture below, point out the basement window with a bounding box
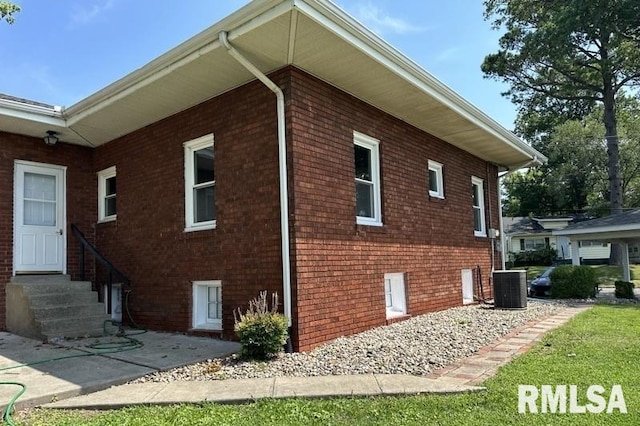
[384,273,406,318]
[192,280,222,330]
[97,166,116,222]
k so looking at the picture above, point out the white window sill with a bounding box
[97,216,117,224]
[386,309,406,319]
[357,217,383,227]
[184,221,217,233]
[429,192,445,199]
[474,231,487,238]
[192,323,222,331]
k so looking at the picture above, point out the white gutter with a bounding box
[0,98,66,127]
[219,31,293,328]
[497,157,540,269]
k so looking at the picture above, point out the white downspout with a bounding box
[498,156,540,269]
[219,31,292,329]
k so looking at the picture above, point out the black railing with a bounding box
[71,224,130,317]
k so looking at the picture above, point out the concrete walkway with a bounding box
[41,304,591,410]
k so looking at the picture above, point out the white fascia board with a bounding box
[0,99,66,127]
[65,0,290,125]
[295,0,546,166]
[553,224,640,236]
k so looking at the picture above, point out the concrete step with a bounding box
[18,281,93,295]
[7,276,117,341]
[29,291,99,307]
[11,274,71,283]
[39,315,111,336]
[32,303,108,321]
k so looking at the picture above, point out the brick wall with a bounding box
[288,69,500,351]
[93,74,287,337]
[0,132,95,330]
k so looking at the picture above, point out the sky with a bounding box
[0,0,518,129]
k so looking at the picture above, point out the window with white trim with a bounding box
[384,272,406,318]
[471,176,486,237]
[192,280,222,330]
[98,166,116,222]
[354,131,382,226]
[184,134,215,231]
[428,160,444,198]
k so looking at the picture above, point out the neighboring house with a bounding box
[0,0,544,351]
[554,209,640,280]
[503,216,611,263]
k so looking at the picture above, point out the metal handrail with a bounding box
[70,223,130,316]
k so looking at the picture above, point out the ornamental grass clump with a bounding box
[234,291,288,360]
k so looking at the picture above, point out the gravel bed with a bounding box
[132,300,571,383]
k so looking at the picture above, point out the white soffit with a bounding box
[2,0,544,168]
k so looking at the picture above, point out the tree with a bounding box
[503,98,640,218]
[482,0,640,263]
[0,1,20,24]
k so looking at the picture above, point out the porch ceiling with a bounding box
[3,0,544,170]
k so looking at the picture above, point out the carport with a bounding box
[553,209,640,282]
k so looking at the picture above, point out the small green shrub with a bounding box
[512,247,558,267]
[234,291,288,360]
[614,280,635,299]
[550,265,598,298]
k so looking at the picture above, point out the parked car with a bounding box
[528,266,555,297]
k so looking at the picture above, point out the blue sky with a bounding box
[0,0,517,129]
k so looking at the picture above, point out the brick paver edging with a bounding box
[426,304,592,386]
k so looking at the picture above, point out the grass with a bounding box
[18,305,640,425]
[519,264,640,286]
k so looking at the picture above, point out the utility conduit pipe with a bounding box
[218,32,293,336]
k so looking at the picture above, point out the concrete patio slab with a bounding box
[0,331,240,410]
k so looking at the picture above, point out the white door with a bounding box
[14,161,66,274]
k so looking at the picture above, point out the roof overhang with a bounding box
[0,0,546,169]
[554,225,640,241]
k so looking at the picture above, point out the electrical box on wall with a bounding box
[488,228,500,239]
[103,283,122,323]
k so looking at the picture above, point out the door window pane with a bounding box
[23,173,56,226]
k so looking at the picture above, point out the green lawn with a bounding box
[18,305,640,425]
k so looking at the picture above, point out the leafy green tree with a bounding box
[482,0,640,262]
[0,1,20,24]
[503,99,640,218]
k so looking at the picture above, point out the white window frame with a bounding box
[428,160,444,199]
[354,131,382,226]
[192,280,222,330]
[384,272,407,318]
[524,238,546,251]
[97,166,117,222]
[184,134,215,232]
[472,176,486,237]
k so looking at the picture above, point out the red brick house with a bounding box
[0,0,545,351]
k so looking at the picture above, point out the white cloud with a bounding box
[353,1,427,35]
[69,0,115,26]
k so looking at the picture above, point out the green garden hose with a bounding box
[1,322,146,425]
